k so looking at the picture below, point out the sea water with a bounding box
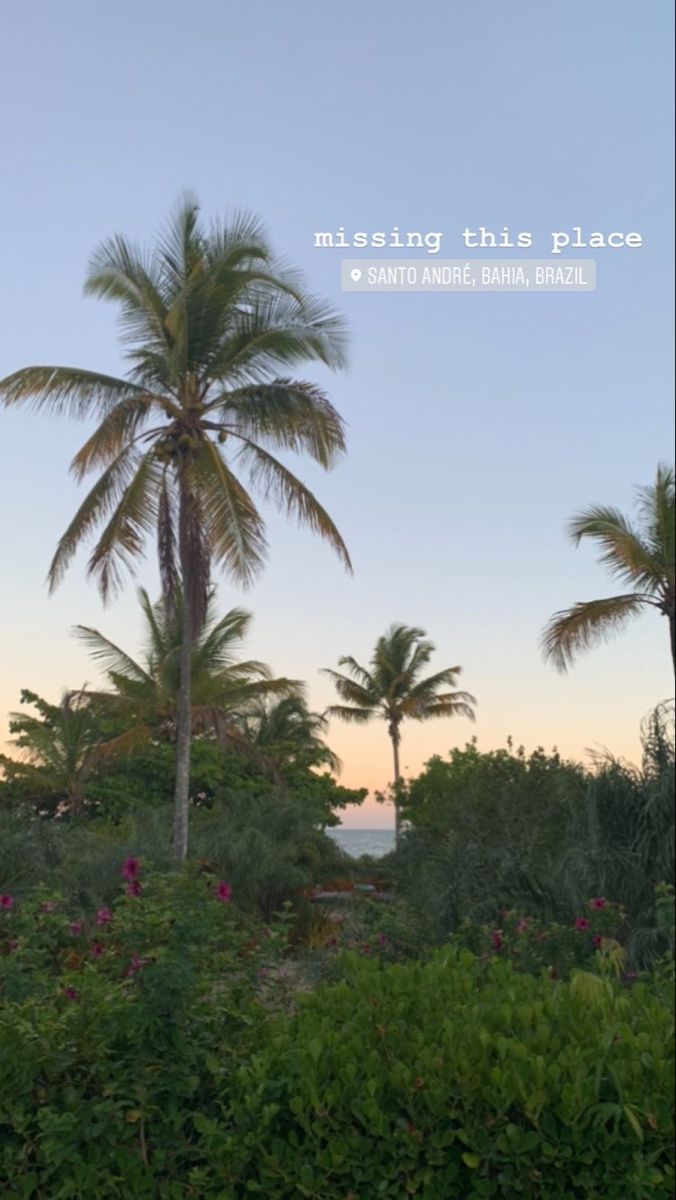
[328,828,395,859]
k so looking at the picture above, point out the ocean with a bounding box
[328,828,396,859]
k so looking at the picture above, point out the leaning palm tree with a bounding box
[0,197,351,857]
[74,586,299,752]
[543,464,675,674]
[324,625,476,842]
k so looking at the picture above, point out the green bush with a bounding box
[0,865,288,1197]
[229,951,675,1199]
[1,873,673,1197]
[0,791,352,920]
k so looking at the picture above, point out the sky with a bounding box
[0,0,673,828]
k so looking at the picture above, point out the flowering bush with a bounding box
[0,863,289,1194]
[451,898,628,981]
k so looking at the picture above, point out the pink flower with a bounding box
[126,881,143,897]
[95,908,113,926]
[361,943,372,955]
[377,932,388,946]
[515,918,530,934]
[5,939,19,953]
[69,920,83,936]
[491,929,503,952]
[64,986,79,1001]
[575,917,590,932]
[591,897,607,910]
[123,952,145,977]
[90,942,104,959]
[121,857,140,881]
[0,894,14,910]
[40,901,57,914]
[214,881,232,904]
[592,935,603,950]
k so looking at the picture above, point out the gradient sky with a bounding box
[0,1,673,827]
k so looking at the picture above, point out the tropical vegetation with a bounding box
[543,463,675,674]
[0,197,673,1196]
[0,197,351,858]
[325,624,476,841]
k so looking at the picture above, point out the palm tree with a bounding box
[0,689,102,816]
[0,197,351,858]
[324,625,476,842]
[74,586,299,753]
[543,464,675,674]
[244,695,340,773]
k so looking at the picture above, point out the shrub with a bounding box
[228,951,675,1199]
[0,866,283,1196]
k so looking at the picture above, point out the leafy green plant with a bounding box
[228,950,675,1199]
[0,864,281,1196]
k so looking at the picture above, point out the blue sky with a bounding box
[0,0,673,825]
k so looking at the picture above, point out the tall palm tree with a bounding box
[324,625,476,842]
[0,197,351,858]
[74,586,299,752]
[543,464,675,674]
[244,694,340,773]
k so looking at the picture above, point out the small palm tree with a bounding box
[74,587,298,751]
[324,625,476,842]
[543,465,675,674]
[244,695,340,773]
[0,689,102,816]
[0,197,351,858]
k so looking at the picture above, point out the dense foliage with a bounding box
[2,878,672,1199]
[389,707,674,966]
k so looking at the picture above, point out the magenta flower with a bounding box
[592,935,603,950]
[64,986,79,1001]
[126,881,143,898]
[491,929,504,952]
[214,881,232,904]
[5,938,19,953]
[95,908,113,927]
[121,857,140,881]
[123,952,145,977]
[69,920,83,936]
[515,918,530,934]
[377,932,388,946]
[40,901,57,914]
[361,943,372,955]
[575,917,590,931]
[90,942,104,959]
[591,897,607,910]
[0,894,14,911]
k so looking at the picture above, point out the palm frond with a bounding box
[0,366,147,419]
[325,704,375,725]
[192,440,267,585]
[542,594,652,672]
[47,446,142,591]
[235,437,352,571]
[85,451,164,600]
[210,379,346,467]
[72,625,152,685]
[569,505,664,592]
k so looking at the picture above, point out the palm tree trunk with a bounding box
[173,492,193,862]
[670,605,676,676]
[390,725,402,848]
